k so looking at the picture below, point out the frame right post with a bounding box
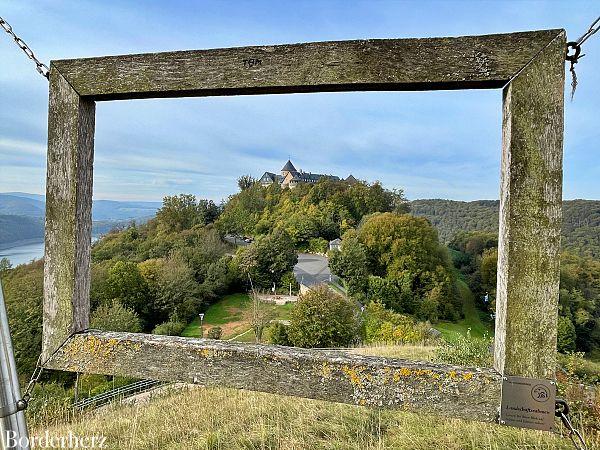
[494,31,566,379]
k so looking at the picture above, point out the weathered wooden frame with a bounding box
[43,29,566,422]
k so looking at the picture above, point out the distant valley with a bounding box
[0,193,161,247]
[2,193,599,260]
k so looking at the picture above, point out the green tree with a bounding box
[355,212,458,319]
[363,301,430,344]
[557,316,577,353]
[156,252,203,324]
[237,175,256,191]
[358,213,441,278]
[0,260,43,376]
[269,322,291,346]
[329,230,369,295]
[105,261,149,317]
[207,326,223,339]
[251,291,274,343]
[287,286,361,348]
[235,229,297,289]
[156,194,219,233]
[0,257,12,273]
[90,299,142,332]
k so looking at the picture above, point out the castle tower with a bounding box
[281,159,298,178]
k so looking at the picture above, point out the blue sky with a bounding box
[0,0,598,202]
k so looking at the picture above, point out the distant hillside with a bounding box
[0,194,46,217]
[411,199,600,258]
[0,215,44,247]
[0,193,162,246]
[91,200,162,221]
[0,193,161,222]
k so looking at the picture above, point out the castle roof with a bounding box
[281,160,297,172]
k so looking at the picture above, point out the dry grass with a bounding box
[349,343,438,361]
[35,385,597,450]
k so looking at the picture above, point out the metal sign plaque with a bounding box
[500,376,556,431]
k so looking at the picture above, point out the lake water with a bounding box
[0,237,99,267]
[0,240,45,266]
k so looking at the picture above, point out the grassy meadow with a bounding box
[434,279,492,341]
[181,293,294,342]
[35,384,594,450]
[27,343,599,450]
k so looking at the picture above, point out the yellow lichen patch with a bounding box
[447,371,457,380]
[71,335,121,360]
[462,372,474,381]
[342,365,364,388]
[197,348,213,358]
[321,362,333,379]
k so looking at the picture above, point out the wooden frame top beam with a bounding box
[51,29,563,100]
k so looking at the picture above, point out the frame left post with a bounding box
[43,66,95,360]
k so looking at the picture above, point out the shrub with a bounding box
[363,302,432,345]
[207,326,223,340]
[152,321,186,336]
[417,295,440,323]
[557,316,577,353]
[367,276,401,310]
[279,271,300,294]
[90,299,142,333]
[269,322,291,346]
[435,329,493,367]
[26,382,73,428]
[308,237,328,254]
[287,285,361,348]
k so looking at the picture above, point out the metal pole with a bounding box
[0,280,30,450]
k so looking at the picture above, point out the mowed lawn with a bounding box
[181,293,295,342]
[434,279,493,341]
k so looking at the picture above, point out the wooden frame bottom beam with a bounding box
[46,331,501,421]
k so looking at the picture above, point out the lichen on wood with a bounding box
[50,30,564,100]
[43,67,95,360]
[46,331,502,421]
[494,30,565,379]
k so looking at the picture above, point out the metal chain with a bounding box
[566,15,600,100]
[575,16,600,47]
[0,15,49,79]
[0,331,79,418]
[555,399,588,450]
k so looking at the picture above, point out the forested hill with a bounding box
[0,215,44,247]
[411,199,600,258]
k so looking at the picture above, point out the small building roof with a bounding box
[329,238,342,244]
[282,159,298,172]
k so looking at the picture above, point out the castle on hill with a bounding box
[259,160,357,189]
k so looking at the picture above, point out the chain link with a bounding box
[0,331,79,419]
[0,15,49,79]
[575,16,600,47]
[565,16,600,100]
[555,399,588,450]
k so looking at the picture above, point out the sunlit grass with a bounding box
[181,293,294,340]
[36,385,594,450]
[435,279,492,341]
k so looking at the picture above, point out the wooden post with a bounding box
[494,31,566,379]
[43,67,95,360]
